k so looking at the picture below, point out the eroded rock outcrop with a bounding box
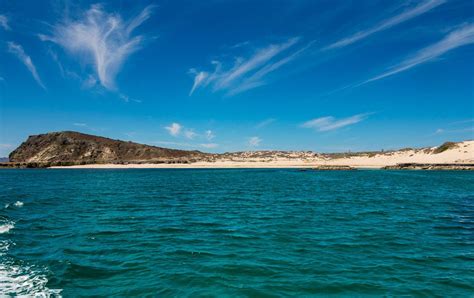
[8,131,207,165]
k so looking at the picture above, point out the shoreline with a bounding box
[5,140,473,170]
[49,165,383,169]
[47,162,472,170]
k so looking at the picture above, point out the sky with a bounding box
[0,0,473,155]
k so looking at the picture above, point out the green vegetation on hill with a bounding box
[433,142,457,154]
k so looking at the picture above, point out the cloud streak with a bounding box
[0,15,10,30]
[40,4,154,90]
[7,42,46,90]
[302,113,370,132]
[248,136,262,147]
[189,37,312,96]
[361,23,474,85]
[255,118,276,129]
[205,130,215,141]
[324,0,445,50]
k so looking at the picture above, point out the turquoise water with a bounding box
[1,169,473,296]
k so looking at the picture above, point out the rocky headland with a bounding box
[1,131,473,169]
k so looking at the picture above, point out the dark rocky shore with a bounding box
[383,163,474,170]
[3,131,208,168]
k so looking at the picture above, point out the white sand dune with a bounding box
[50,140,474,169]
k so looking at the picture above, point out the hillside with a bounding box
[3,131,473,169]
[8,131,207,165]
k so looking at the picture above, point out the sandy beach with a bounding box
[50,140,474,169]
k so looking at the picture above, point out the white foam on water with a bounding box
[13,201,24,208]
[0,222,14,234]
[0,241,62,297]
[5,201,24,209]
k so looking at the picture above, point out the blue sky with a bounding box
[0,0,473,155]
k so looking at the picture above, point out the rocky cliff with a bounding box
[9,131,206,164]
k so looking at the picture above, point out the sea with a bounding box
[0,168,473,296]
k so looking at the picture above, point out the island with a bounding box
[1,131,473,170]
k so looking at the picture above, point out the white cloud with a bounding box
[73,122,87,127]
[119,93,142,103]
[184,129,197,139]
[360,24,474,85]
[165,123,182,136]
[189,70,208,96]
[7,42,46,90]
[153,141,219,150]
[255,118,276,129]
[205,130,215,140]
[164,124,215,142]
[200,143,218,149]
[40,4,154,91]
[248,136,262,147]
[324,0,445,50]
[189,37,312,96]
[302,113,370,132]
[0,15,10,31]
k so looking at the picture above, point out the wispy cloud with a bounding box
[189,71,208,96]
[200,143,218,149]
[0,15,10,31]
[72,122,101,132]
[433,118,474,135]
[361,23,474,85]
[449,119,474,126]
[248,136,262,147]
[165,123,216,142]
[255,118,276,129]
[165,123,182,137]
[205,130,215,141]
[323,0,445,50]
[434,127,474,135]
[40,4,154,91]
[7,42,46,90]
[302,113,370,132]
[119,93,142,103]
[184,129,197,140]
[153,141,218,150]
[189,37,312,96]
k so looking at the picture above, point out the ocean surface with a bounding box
[0,169,473,297]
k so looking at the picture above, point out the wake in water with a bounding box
[0,240,62,297]
[0,208,62,296]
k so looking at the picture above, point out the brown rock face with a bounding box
[9,131,206,164]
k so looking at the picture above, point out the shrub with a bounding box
[433,142,457,154]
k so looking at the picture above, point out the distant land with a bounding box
[2,131,474,169]
[8,131,205,165]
